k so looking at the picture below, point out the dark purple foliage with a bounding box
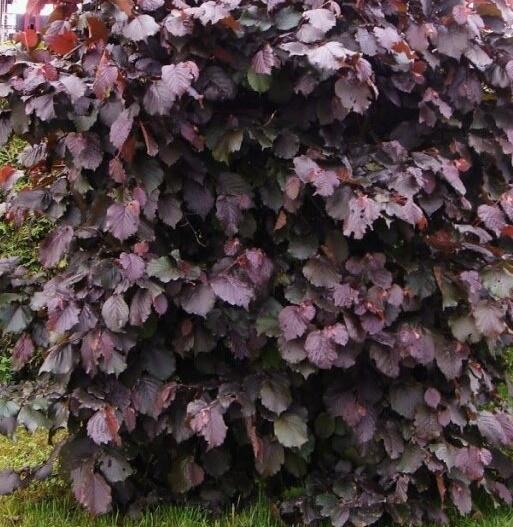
[1,0,513,524]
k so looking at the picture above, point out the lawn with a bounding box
[0,430,512,527]
[0,430,283,527]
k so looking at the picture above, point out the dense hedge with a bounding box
[2,0,513,524]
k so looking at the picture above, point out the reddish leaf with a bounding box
[0,165,14,184]
[12,334,34,371]
[187,400,227,449]
[111,0,134,16]
[71,463,112,515]
[16,29,39,50]
[87,407,121,446]
[87,16,108,44]
[46,30,78,55]
[39,226,73,268]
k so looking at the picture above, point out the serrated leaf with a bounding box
[247,71,272,93]
[102,295,129,332]
[274,412,308,448]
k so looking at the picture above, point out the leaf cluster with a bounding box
[1,0,513,525]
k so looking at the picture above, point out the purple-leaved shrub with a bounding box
[1,0,513,524]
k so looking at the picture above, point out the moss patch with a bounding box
[0,136,27,167]
[0,216,53,271]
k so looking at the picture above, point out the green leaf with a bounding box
[0,398,19,418]
[212,130,244,163]
[3,305,32,334]
[482,268,513,299]
[168,456,204,494]
[449,314,481,343]
[256,298,282,337]
[314,413,335,439]
[146,257,180,282]
[274,6,302,30]
[274,412,308,448]
[17,406,50,433]
[247,70,272,93]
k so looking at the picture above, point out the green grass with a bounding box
[0,431,512,527]
[0,495,283,527]
[0,430,284,527]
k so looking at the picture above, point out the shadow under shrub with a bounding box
[1,1,513,525]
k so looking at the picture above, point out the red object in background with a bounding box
[14,27,38,48]
[46,29,77,54]
[0,165,15,184]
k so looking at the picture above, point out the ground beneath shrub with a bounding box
[0,430,511,527]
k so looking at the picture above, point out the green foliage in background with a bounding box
[0,136,26,167]
[0,137,52,382]
[0,216,53,271]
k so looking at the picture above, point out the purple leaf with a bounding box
[105,201,140,241]
[472,301,505,337]
[183,180,214,218]
[187,400,227,449]
[435,342,467,380]
[252,44,275,75]
[109,108,134,150]
[87,407,120,445]
[0,470,22,495]
[158,195,183,228]
[71,463,112,515]
[80,329,114,376]
[478,205,506,237]
[343,195,381,239]
[424,387,441,409]
[186,1,231,25]
[123,14,159,41]
[40,344,74,375]
[305,326,346,369]
[39,226,73,268]
[216,194,252,235]
[390,385,423,419]
[137,0,164,10]
[102,295,129,332]
[303,9,336,33]
[374,26,401,49]
[369,344,400,378]
[211,273,254,309]
[168,456,204,493]
[0,116,12,147]
[305,331,337,369]
[144,62,199,115]
[307,41,351,71]
[179,282,216,317]
[48,303,80,334]
[293,156,340,196]
[12,333,34,371]
[164,11,193,36]
[303,257,341,288]
[260,377,292,415]
[119,252,145,281]
[65,133,103,170]
[335,78,372,114]
[450,481,471,515]
[129,288,153,326]
[278,303,315,341]
[325,391,364,427]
